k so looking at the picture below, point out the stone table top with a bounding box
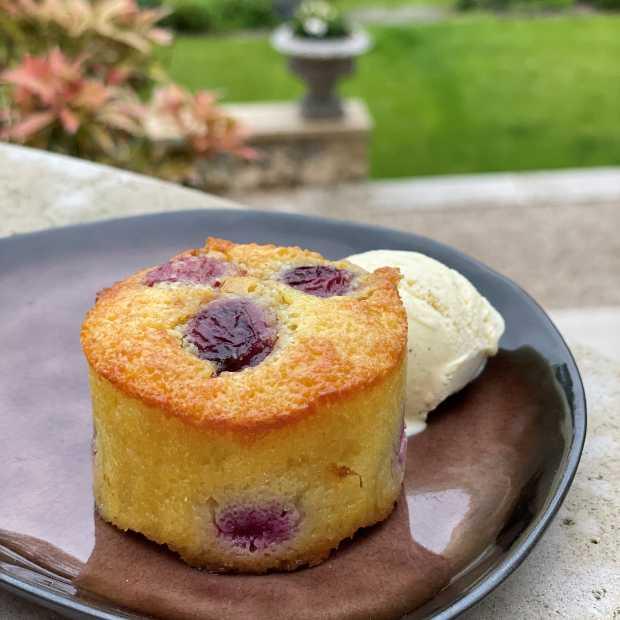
[0,144,237,238]
[0,144,617,620]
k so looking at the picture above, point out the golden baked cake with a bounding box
[81,237,407,573]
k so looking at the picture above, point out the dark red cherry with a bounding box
[145,255,232,287]
[184,298,276,373]
[215,502,300,552]
[281,265,354,297]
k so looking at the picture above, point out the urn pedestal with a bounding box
[271,25,371,120]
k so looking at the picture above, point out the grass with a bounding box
[161,15,620,178]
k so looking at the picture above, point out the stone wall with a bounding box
[201,99,372,192]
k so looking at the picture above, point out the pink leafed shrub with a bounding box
[0,0,171,81]
[142,84,256,182]
[0,49,143,153]
[0,0,252,187]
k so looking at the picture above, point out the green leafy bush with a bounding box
[458,0,573,10]
[163,0,213,32]
[589,0,620,8]
[151,0,277,34]
[211,0,277,31]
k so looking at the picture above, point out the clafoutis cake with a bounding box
[81,237,408,573]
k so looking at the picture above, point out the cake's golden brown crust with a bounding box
[84,237,408,573]
[81,238,406,434]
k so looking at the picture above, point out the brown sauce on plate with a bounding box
[0,336,566,618]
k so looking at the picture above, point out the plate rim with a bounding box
[0,208,587,620]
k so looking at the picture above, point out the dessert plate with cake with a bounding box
[0,209,586,619]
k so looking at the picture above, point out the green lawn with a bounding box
[161,16,620,178]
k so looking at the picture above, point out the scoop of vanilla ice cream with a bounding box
[346,250,505,432]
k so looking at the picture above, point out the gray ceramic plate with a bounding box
[0,210,586,619]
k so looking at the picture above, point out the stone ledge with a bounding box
[235,166,620,211]
[203,99,372,191]
[224,98,373,140]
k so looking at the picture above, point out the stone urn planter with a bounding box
[271,24,371,120]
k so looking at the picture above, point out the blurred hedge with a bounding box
[145,0,620,32]
[139,0,278,33]
[457,0,620,11]
[590,0,620,8]
[458,0,573,10]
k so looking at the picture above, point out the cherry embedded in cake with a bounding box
[214,502,300,553]
[184,298,277,374]
[145,255,234,287]
[280,265,354,297]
